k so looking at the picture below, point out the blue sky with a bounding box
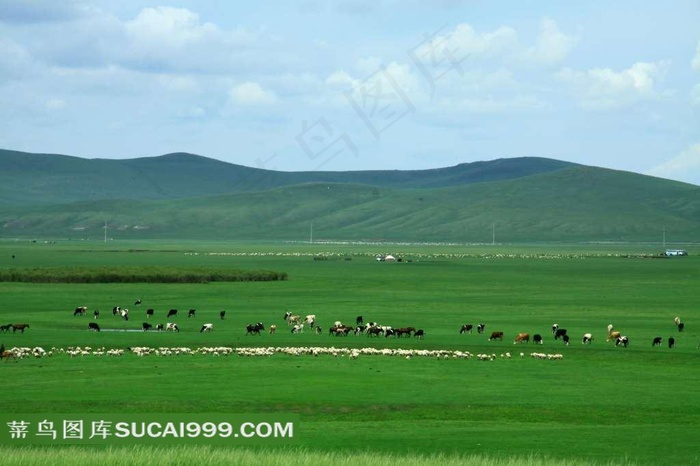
[1,0,699,184]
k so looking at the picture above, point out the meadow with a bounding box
[0,240,698,465]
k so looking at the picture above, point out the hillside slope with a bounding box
[0,149,575,205]
[2,164,698,242]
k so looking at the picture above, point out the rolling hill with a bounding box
[1,149,698,243]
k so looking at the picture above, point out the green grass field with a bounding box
[0,240,698,465]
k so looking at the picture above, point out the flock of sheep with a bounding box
[0,344,564,362]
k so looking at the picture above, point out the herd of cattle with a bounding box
[1,301,692,351]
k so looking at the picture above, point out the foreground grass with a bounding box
[0,446,639,466]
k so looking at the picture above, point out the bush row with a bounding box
[0,267,288,283]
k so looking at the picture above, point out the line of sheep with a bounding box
[0,345,564,362]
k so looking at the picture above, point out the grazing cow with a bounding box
[607,324,614,334]
[0,324,11,333]
[188,309,196,318]
[330,325,352,336]
[142,322,153,331]
[554,328,567,340]
[88,322,100,332]
[607,331,621,342]
[284,311,300,326]
[74,306,87,316]
[304,315,316,326]
[488,331,504,341]
[668,337,675,348]
[514,333,529,344]
[134,298,142,306]
[93,310,100,320]
[477,323,485,334]
[652,337,662,347]
[459,324,473,334]
[356,316,364,326]
[582,333,593,344]
[677,322,685,332]
[615,335,629,348]
[291,323,304,334]
[367,326,384,337]
[533,334,543,345]
[166,309,178,318]
[155,323,164,331]
[112,306,121,316]
[674,316,681,326]
[395,327,416,337]
[200,323,214,333]
[120,308,129,321]
[246,322,264,336]
[146,309,154,319]
[414,329,425,339]
[551,323,559,334]
[11,324,30,333]
[562,334,570,346]
[315,326,322,335]
[220,310,226,320]
[165,322,179,332]
[269,324,277,334]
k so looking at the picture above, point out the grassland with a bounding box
[0,240,698,465]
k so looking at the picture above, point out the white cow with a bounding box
[200,323,214,333]
[165,322,179,332]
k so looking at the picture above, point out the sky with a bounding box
[1,1,699,185]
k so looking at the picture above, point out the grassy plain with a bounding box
[0,240,698,465]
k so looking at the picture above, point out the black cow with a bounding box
[220,310,226,320]
[533,334,543,344]
[554,328,568,340]
[246,322,264,336]
[459,324,473,334]
[476,323,485,334]
[562,334,570,345]
[88,322,100,332]
[74,306,87,316]
[142,322,153,331]
[146,309,154,319]
[414,329,425,339]
[166,309,178,318]
[188,309,196,318]
[668,337,675,348]
[93,310,100,320]
[652,337,662,346]
[678,323,685,332]
[155,323,164,331]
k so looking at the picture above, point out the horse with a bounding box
[12,323,30,333]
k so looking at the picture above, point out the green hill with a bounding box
[0,149,574,205]
[1,149,698,242]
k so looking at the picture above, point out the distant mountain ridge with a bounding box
[0,149,577,205]
[1,149,698,242]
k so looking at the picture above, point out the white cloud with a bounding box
[646,144,700,185]
[413,23,518,62]
[522,18,578,65]
[125,7,220,48]
[692,83,700,105]
[46,98,67,110]
[556,61,669,109]
[229,82,277,105]
[692,40,700,71]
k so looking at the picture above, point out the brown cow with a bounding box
[607,331,621,342]
[488,331,504,341]
[514,332,529,344]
